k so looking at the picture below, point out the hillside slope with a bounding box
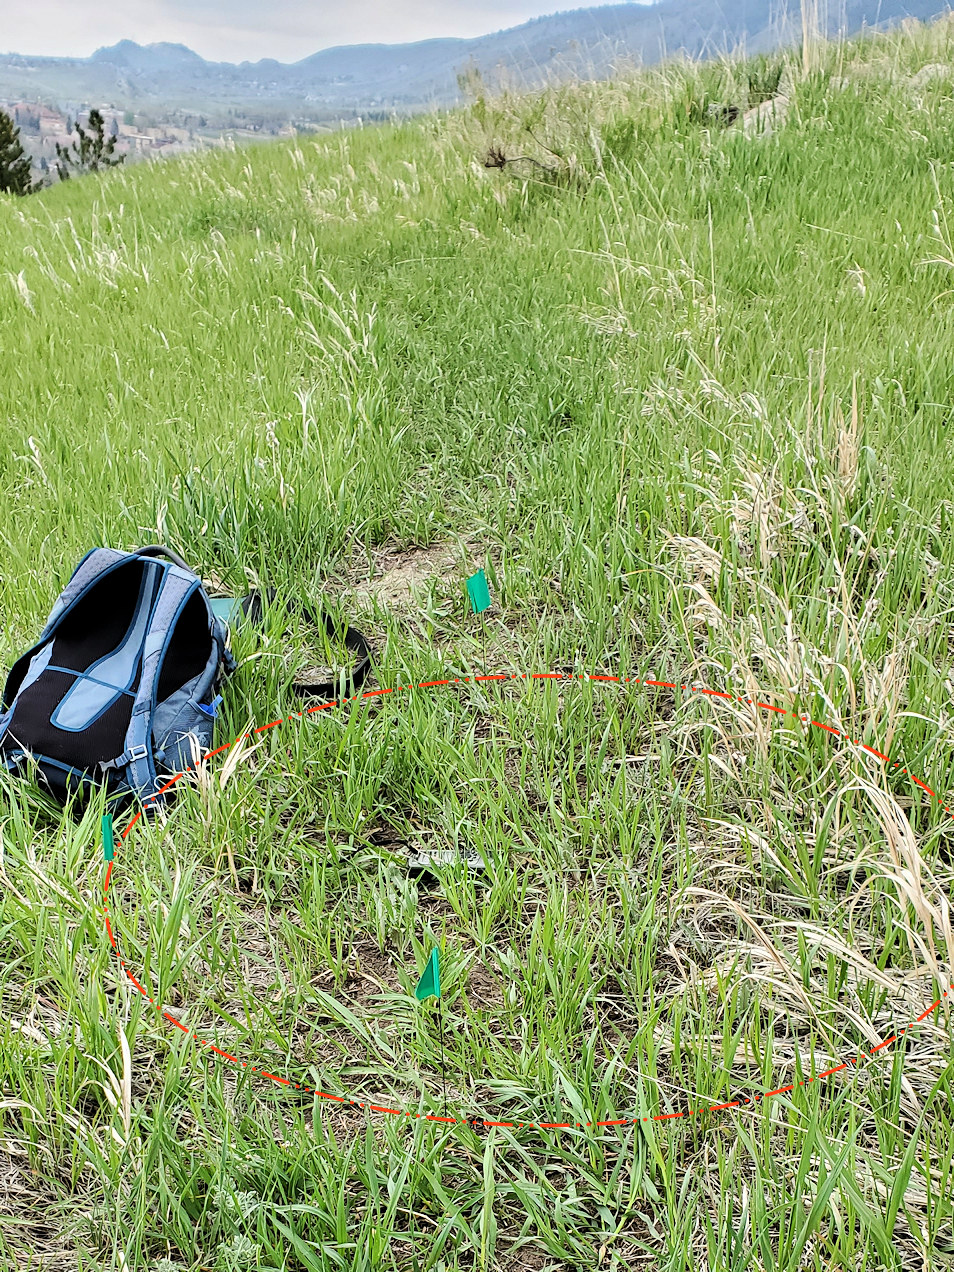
[1,16,954,1272]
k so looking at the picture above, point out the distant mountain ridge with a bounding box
[2,0,952,117]
[88,40,206,72]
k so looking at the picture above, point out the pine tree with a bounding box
[0,110,41,195]
[55,109,125,181]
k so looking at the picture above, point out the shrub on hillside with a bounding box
[55,109,125,181]
[0,109,42,196]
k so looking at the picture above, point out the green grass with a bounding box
[2,14,954,1272]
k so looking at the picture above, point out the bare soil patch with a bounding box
[339,540,471,611]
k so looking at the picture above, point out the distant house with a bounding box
[124,132,160,150]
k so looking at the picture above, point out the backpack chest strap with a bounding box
[98,744,150,773]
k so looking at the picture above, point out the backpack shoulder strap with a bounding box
[104,560,203,813]
[40,548,132,640]
[135,545,236,680]
[235,588,372,699]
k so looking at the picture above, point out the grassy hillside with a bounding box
[2,14,954,1272]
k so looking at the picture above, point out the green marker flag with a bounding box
[467,569,492,672]
[466,569,491,615]
[102,814,114,862]
[415,947,441,1001]
[414,947,447,1117]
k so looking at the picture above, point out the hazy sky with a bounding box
[1,1,654,63]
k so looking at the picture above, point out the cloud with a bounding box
[1,0,645,63]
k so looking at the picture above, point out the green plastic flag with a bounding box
[415,947,441,1001]
[102,814,114,862]
[466,569,491,615]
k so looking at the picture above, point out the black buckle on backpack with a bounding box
[99,744,148,773]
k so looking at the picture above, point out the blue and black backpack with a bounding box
[0,545,371,820]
